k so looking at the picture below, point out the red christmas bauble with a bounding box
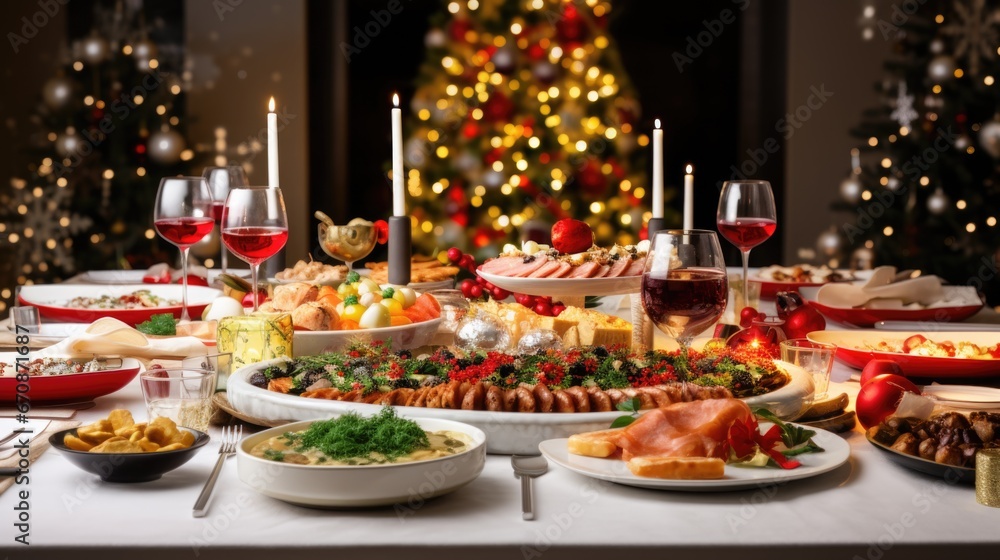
[775,291,826,338]
[482,92,514,123]
[856,374,921,428]
[576,160,607,197]
[450,18,471,41]
[556,5,587,43]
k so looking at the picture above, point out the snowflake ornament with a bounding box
[941,0,1000,76]
[890,81,918,129]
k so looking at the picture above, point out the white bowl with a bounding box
[293,317,444,356]
[236,416,486,508]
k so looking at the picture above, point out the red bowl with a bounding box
[0,359,141,403]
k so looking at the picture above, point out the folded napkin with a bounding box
[0,419,79,496]
[37,317,208,361]
[816,266,980,309]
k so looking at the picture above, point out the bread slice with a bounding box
[626,456,726,479]
[567,428,623,458]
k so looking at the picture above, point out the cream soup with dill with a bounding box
[250,429,472,466]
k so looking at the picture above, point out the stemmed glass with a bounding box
[716,180,777,304]
[154,177,214,321]
[202,165,248,275]
[221,187,288,311]
[641,230,728,353]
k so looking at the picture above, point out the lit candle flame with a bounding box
[393,93,399,108]
[268,97,275,112]
[685,164,693,174]
[654,118,661,129]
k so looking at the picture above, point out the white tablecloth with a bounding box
[3,274,1000,558]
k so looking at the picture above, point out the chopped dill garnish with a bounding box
[290,407,429,461]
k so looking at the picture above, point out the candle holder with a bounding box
[316,211,378,270]
[388,215,412,286]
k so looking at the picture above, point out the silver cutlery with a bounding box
[192,424,241,518]
[511,454,548,521]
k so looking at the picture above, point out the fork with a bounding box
[192,424,242,518]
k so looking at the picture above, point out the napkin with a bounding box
[36,317,208,361]
[816,266,980,309]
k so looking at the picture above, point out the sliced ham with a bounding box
[527,260,564,278]
[510,257,551,277]
[607,257,632,278]
[595,265,611,278]
[624,259,646,277]
[614,399,751,461]
[568,261,601,278]
[479,257,523,275]
[548,261,574,278]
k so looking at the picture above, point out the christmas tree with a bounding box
[836,0,1000,304]
[401,0,660,257]
[0,1,189,304]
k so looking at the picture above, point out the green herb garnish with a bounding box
[136,313,176,336]
[754,408,824,454]
[343,294,359,306]
[290,407,429,462]
[262,448,285,462]
[610,396,642,428]
[346,271,361,284]
[381,287,395,299]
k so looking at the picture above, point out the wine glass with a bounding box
[154,177,214,321]
[716,180,777,305]
[202,165,248,275]
[641,230,728,353]
[221,187,289,311]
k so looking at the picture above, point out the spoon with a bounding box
[511,455,548,521]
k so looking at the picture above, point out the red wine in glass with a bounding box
[211,202,225,224]
[717,218,777,251]
[642,268,728,339]
[153,176,214,321]
[222,226,288,263]
[154,217,216,247]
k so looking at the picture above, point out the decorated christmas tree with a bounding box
[0,1,189,299]
[836,0,1000,303]
[401,0,659,257]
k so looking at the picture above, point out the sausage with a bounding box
[935,445,964,466]
[605,388,628,406]
[918,437,937,460]
[503,388,518,412]
[456,382,472,405]
[440,381,461,409]
[389,388,413,406]
[639,387,672,408]
[552,390,576,413]
[515,386,537,412]
[486,385,504,412]
[564,386,590,412]
[532,384,555,413]
[410,387,429,408]
[425,384,444,408]
[890,433,919,455]
[364,391,386,404]
[462,382,485,410]
[586,387,613,412]
[623,389,655,410]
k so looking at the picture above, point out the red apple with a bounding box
[856,373,921,428]
[859,359,904,386]
[551,218,594,254]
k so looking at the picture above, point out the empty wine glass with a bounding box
[716,180,777,305]
[641,230,728,353]
[221,187,289,311]
[202,165,248,275]
[154,177,214,321]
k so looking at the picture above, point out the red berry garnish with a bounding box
[373,220,389,244]
[492,286,510,300]
[469,284,483,299]
[534,300,551,316]
[447,247,463,263]
[514,293,532,306]
[551,304,566,316]
[739,306,757,328]
[459,254,476,270]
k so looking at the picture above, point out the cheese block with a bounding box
[470,301,573,341]
[557,307,632,347]
[217,313,293,369]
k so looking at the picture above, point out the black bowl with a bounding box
[866,433,975,484]
[49,427,211,483]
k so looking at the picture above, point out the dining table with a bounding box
[2,272,1000,559]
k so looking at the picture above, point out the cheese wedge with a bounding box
[567,428,624,458]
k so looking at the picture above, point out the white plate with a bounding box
[293,317,444,356]
[477,269,641,297]
[226,359,813,454]
[236,417,486,507]
[82,269,249,284]
[538,424,851,492]
[923,384,1000,410]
